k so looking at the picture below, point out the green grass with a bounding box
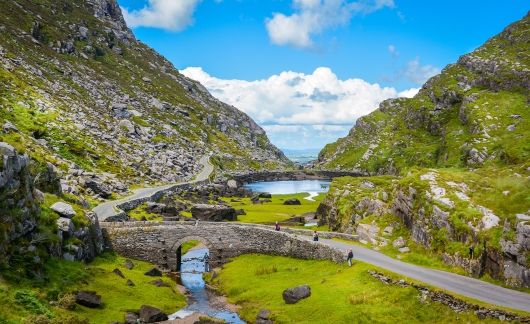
[128,203,163,222]
[181,240,200,255]
[0,253,186,324]
[222,193,325,224]
[211,254,501,323]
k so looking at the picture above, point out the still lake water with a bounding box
[243,180,331,195]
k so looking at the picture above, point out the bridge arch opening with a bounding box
[172,236,214,272]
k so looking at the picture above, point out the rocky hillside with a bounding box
[315,13,530,287]
[318,13,529,173]
[0,0,291,197]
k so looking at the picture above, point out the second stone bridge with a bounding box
[101,221,346,271]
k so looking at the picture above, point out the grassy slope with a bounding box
[210,254,500,324]
[222,193,325,224]
[0,254,185,324]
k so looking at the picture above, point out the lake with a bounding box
[243,179,331,195]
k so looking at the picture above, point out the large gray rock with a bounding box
[282,285,311,304]
[139,305,168,323]
[283,198,301,205]
[85,179,112,198]
[56,217,74,236]
[191,204,237,221]
[75,291,101,308]
[256,309,273,324]
[51,202,76,218]
[356,223,380,244]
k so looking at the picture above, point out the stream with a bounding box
[168,247,245,323]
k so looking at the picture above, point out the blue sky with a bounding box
[118,0,528,150]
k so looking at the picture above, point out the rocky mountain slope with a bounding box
[0,0,291,272]
[315,13,530,287]
[0,0,291,195]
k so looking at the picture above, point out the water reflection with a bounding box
[243,180,331,195]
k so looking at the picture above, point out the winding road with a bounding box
[93,155,213,222]
[93,157,530,313]
[313,237,530,313]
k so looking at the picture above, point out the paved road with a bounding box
[313,237,530,313]
[93,155,213,221]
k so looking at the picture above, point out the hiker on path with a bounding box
[347,249,354,267]
[275,221,281,231]
[313,231,319,241]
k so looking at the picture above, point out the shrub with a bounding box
[13,290,52,317]
[56,293,76,310]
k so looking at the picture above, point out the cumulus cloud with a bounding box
[182,66,419,148]
[266,0,394,48]
[403,57,441,85]
[388,44,398,58]
[182,66,418,125]
[122,0,202,31]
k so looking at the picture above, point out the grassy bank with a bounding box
[0,253,186,324]
[222,193,325,224]
[210,254,502,323]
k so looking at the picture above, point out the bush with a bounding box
[56,293,76,310]
[13,290,52,317]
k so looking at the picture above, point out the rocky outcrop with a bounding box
[191,204,237,222]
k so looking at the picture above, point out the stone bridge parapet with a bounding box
[101,221,347,270]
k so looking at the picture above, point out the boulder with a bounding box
[75,291,101,308]
[56,217,74,235]
[393,237,406,248]
[356,223,380,244]
[191,204,237,221]
[144,268,162,277]
[124,259,135,270]
[282,285,311,304]
[51,202,76,218]
[113,268,125,278]
[227,179,238,189]
[139,305,168,323]
[125,312,139,324]
[126,279,135,286]
[283,198,301,205]
[2,121,18,133]
[256,309,273,324]
[398,247,410,253]
[259,192,272,199]
[85,179,112,198]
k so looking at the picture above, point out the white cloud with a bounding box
[403,57,441,85]
[121,0,202,31]
[266,0,394,48]
[182,66,418,149]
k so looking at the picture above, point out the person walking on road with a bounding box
[347,249,354,267]
[275,221,281,231]
[313,231,319,241]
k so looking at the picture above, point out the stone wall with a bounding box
[101,222,346,270]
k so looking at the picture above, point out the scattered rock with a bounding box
[393,237,406,248]
[259,192,272,199]
[113,268,125,278]
[283,198,301,205]
[124,259,135,270]
[398,247,410,253]
[56,217,74,235]
[282,285,311,304]
[149,279,170,287]
[256,309,273,324]
[75,291,101,308]
[383,226,393,236]
[227,179,238,189]
[2,121,18,132]
[356,223,380,245]
[144,267,162,277]
[126,279,135,286]
[139,305,168,323]
[51,202,76,218]
[125,312,139,324]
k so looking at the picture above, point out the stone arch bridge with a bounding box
[101,222,345,271]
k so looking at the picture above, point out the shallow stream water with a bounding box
[243,179,331,196]
[169,247,245,323]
